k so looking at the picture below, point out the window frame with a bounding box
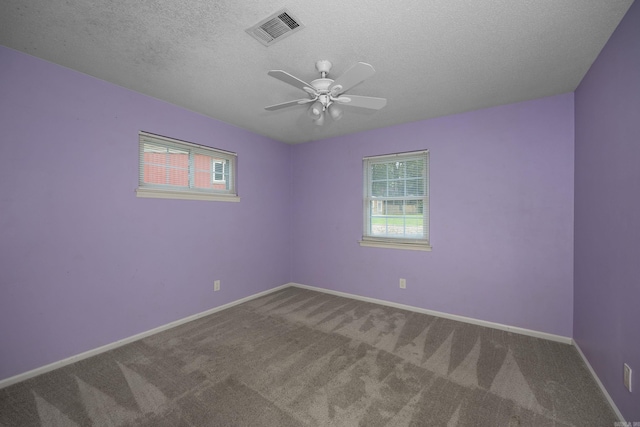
[136,131,239,202]
[360,150,431,251]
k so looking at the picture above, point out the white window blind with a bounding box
[361,150,431,251]
[136,132,239,202]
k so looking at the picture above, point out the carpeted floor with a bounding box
[0,286,617,426]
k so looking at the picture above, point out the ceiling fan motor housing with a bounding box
[310,78,337,115]
[310,78,333,92]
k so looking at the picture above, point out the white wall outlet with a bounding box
[624,363,632,392]
[399,278,406,289]
[214,280,220,292]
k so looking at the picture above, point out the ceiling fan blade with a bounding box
[267,70,316,94]
[264,98,315,111]
[334,95,387,110]
[328,62,376,95]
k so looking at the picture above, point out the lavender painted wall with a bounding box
[574,0,640,421]
[0,46,291,381]
[291,94,575,337]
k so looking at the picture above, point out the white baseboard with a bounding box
[0,281,585,393]
[1,281,624,421]
[295,283,626,419]
[0,283,290,390]
[573,340,625,422]
[289,283,573,344]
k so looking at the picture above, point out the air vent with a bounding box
[246,9,304,46]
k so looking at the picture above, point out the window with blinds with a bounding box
[136,132,239,202]
[360,150,431,251]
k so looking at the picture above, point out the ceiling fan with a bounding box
[264,60,387,125]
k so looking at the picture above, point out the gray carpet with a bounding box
[0,286,617,426]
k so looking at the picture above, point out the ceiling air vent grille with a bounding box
[246,9,304,46]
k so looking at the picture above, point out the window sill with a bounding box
[359,239,432,251]
[136,187,240,202]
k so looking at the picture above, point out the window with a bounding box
[136,132,239,202]
[360,150,431,251]
[213,161,226,183]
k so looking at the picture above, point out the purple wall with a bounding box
[291,94,575,337]
[574,0,640,421]
[0,46,292,381]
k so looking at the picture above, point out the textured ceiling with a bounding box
[0,0,633,144]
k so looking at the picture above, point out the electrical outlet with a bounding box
[214,280,220,292]
[624,363,632,392]
[399,278,406,289]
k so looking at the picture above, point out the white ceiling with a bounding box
[0,0,633,144]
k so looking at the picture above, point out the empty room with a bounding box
[1,0,639,425]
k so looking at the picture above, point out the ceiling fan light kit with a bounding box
[265,60,387,126]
